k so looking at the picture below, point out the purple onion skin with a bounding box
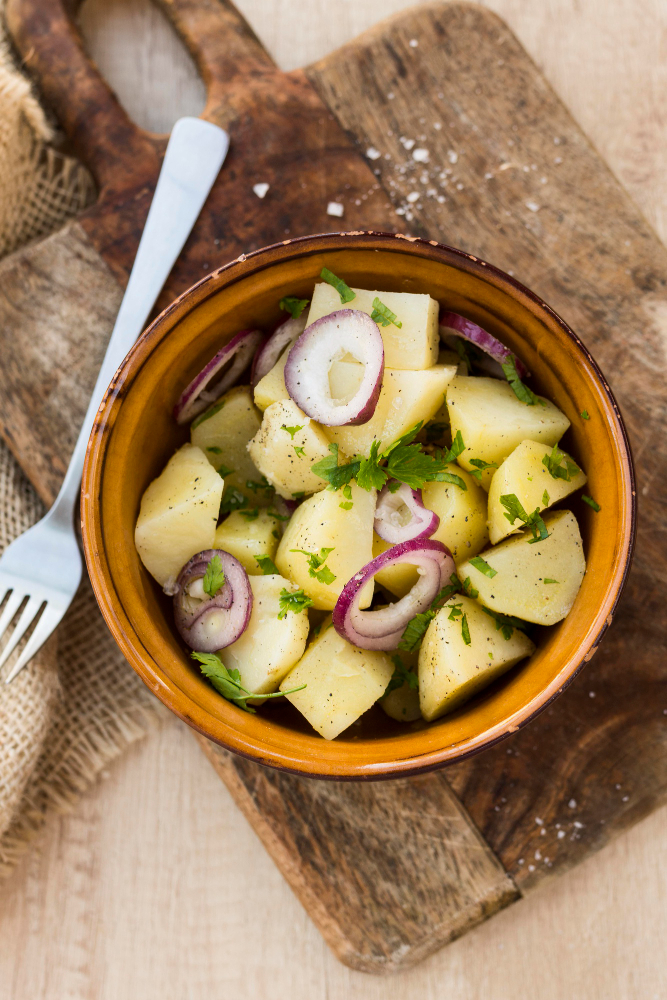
[332,539,455,651]
[250,314,307,387]
[174,328,263,425]
[374,482,440,544]
[439,310,529,379]
[174,549,252,652]
[284,309,384,426]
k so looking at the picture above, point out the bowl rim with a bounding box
[81,230,636,780]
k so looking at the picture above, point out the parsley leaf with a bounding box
[217,464,234,478]
[293,446,306,458]
[339,483,354,510]
[581,410,590,420]
[279,295,309,318]
[290,547,336,585]
[499,493,550,544]
[542,444,580,482]
[192,651,305,712]
[542,489,550,506]
[461,613,471,646]
[311,443,359,490]
[398,575,462,652]
[245,477,274,500]
[461,576,478,598]
[481,606,531,640]
[240,508,259,521]
[501,355,544,406]
[370,297,402,328]
[191,399,225,430]
[281,424,304,440]
[207,446,222,455]
[469,556,497,578]
[582,494,601,511]
[277,587,314,619]
[320,267,355,304]
[544,578,559,585]
[219,489,249,517]
[255,554,279,575]
[383,654,419,697]
[202,554,225,597]
[468,458,499,481]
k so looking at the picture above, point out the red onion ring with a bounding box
[250,314,307,388]
[332,539,455,651]
[173,549,252,652]
[284,309,384,426]
[439,310,529,379]
[374,482,440,544]
[174,328,263,424]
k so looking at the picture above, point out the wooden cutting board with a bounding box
[3,0,666,975]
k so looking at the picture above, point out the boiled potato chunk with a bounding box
[134,444,223,588]
[488,439,587,544]
[190,385,264,500]
[222,575,310,696]
[306,283,439,370]
[458,510,586,626]
[380,650,421,722]
[254,349,291,411]
[275,481,376,610]
[419,595,536,721]
[373,463,489,597]
[325,365,457,458]
[213,509,279,576]
[248,399,338,499]
[446,377,570,488]
[279,623,394,739]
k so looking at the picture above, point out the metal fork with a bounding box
[1,117,229,684]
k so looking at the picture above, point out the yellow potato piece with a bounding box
[190,385,264,500]
[214,509,279,576]
[247,399,338,499]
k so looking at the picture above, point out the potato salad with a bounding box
[134,269,596,738]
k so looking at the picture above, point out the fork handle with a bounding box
[49,117,229,527]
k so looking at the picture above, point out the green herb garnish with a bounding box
[202,554,225,597]
[370,297,402,329]
[469,556,498,578]
[581,410,590,420]
[219,489,249,516]
[240,508,259,521]
[461,576,478,599]
[398,574,462,653]
[481,606,530,640]
[207,446,222,455]
[293,446,306,458]
[542,489,550,506]
[544,578,559,585]
[278,587,314,619]
[445,602,471,645]
[191,399,225,430]
[291,547,336,585]
[469,458,499,481]
[254,554,279,575]
[320,267,355,304]
[501,355,544,406]
[383,654,419,697]
[542,444,580,482]
[217,464,234,479]
[279,295,309,318]
[339,483,353,510]
[192,652,305,713]
[499,493,550,544]
[582,494,601,511]
[281,424,304,440]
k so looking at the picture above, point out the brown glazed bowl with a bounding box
[81,232,635,779]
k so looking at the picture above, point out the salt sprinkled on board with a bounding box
[327,202,344,218]
[406,192,420,203]
[568,798,577,809]
[447,150,458,164]
[535,817,543,825]
[526,200,540,212]
[366,147,381,160]
[401,137,416,150]
[409,38,419,47]
[253,183,269,198]
[557,830,566,839]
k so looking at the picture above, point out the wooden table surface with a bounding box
[1,0,666,997]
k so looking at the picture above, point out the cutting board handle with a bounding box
[6,0,275,192]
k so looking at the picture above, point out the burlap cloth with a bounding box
[0,24,160,876]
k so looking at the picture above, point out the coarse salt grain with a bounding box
[253,183,269,198]
[366,147,381,160]
[557,830,566,839]
[406,192,420,203]
[409,38,419,47]
[568,798,577,808]
[327,202,344,218]
[526,200,540,212]
[413,148,429,162]
[447,150,458,164]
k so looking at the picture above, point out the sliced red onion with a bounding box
[174,328,263,424]
[173,549,252,652]
[374,482,440,544]
[250,314,307,387]
[284,309,384,426]
[332,539,455,651]
[439,310,529,379]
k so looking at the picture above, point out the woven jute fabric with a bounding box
[0,24,160,876]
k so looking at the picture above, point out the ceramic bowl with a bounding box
[81,231,635,779]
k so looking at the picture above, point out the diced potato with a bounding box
[134,444,223,588]
[372,463,489,597]
[419,595,536,721]
[306,283,439,370]
[254,350,290,411]
[325,365,457,458]
[438,348,468,375]
[214,509,279,576]
[458,510,586,625]
[221,575,310,696]
[248,399,340,499]
[446,377,570,488]
[380,650,421,722]
[190,385,264,500]
[279,623,394,739]
[275,481,376,610]
[329,357,364,401]
[487,439,587,544]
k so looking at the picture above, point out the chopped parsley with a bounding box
[245,477,273,499]
[207,446,222,455]
[339,483,353,510]
[469,556,498,578]
[219,489,249,516]
[499,493,550,544]
[544,578,559,585]
[581,410,590,420]
[254,554,279,575]
[202,554,225,597]
[461,576,478,598]
[383,654,419,697]
[469,458,499,481]
[192,651,305,712]
[542,489,550,506]
[277,587,314,619]
[320,267,355,304]
[293,446,306,458]
[239,507,259,521]
[266,509,290,522]
[370,297,402,329]
[501,355,544,406]
[542,444,580,482]
[290,547,336,585]
[191,399,225,430]
[447,602,471,645]
[279,295,309,318]
[281,424,304,440]
[216,464,234,478]
[582,494,601,511]
[481,606,530,641]
[398,575,461,653]
[425,421,449,444]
